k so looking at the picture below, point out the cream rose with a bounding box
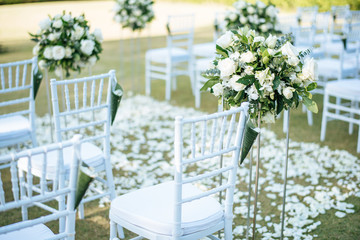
[53,19,63,29]
[93,28,103,42]
[217,58,237,78]
[52,46,66,60]
[229,12,238,22]
[281,42,299,58]
[301,57,317,81]
[33,43,40,56]
[247,6,256,14]
[283,87,295,99]
[244,66,254,75]
[62,14,71,22]
[72,25,85,40]
[38,60,47,70]
[240,16,247,24]
[254,36,265,43]
[65,47,72,58]
[212,83,223,97]
[216,31,234,49]
[229,75,246,91]
[43,47,53,59]
[80,39,95,56]
[240,51,256,63]
[265,34,277,49]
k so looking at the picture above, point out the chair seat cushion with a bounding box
[0,223,54,240]
[18,142,104,179]
[0,115,31,141]
[193,42,216,58]
[317,58,357,79]
[146,47,190,63]
[326,79,360,100]
[110,181,223,236]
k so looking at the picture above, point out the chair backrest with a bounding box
[0,136,81,239]
[166,14,195,53]
[316,12,331,33]
[292,25,317,48]
[0,58,37,139]
[341,22,360,78]
[50,70,116,159]
[330,5,351,37]
[296,6,318,27]
[172,103,248,236]
[349,10,360,24]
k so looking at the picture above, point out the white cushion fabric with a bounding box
[110,181,223,236]
[18,142,104,179]
[193,42,216,58]
[0,115,31,140]
[0,223,54,240]
[146,47,189,63]
[326,79,360,101]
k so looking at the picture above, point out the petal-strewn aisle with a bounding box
[2,95,359,239]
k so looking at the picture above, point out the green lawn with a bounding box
[0,25,359,239]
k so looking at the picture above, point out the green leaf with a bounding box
[234,90,245,102]
[306,82,317,92]
[303,96,318,113]
[273,76,280,90]
[216,45,228,58]
[200,79,219,92]
[276,95,284,115]
[237,75,255,85]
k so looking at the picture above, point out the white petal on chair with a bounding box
[109,103,249,240]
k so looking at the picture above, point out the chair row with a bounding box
[0,58,250,239]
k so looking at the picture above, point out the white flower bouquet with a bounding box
[201,28,318,123]
[224,0,280,36]
[113,0,155,31]
[30,12,103,77]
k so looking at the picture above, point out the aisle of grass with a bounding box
[0,25,359,239]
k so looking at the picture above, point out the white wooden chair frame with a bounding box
[145,14,195,101]
[109,103,249,240]
[0,57,38,148]
[0,136,81,240]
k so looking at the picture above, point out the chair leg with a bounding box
[320,93,329,141]
[19,170,28,221]
[335,96,340,115]
[349,100,355,135]
[307,109,313,126]
[31,132,38,147]
[78,202,85,219]
[105,159,116,200]
[224,219,232,240]
[110,220,117,240]
[165,62,172,101]
[145,57,151,96]
[117,224,125,239]
[357,126,360,153]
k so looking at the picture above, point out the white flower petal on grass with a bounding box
[335,211,346,218]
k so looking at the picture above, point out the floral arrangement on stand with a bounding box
[224,0,281,36]
[113,0,155,31]
[201,27,318,124]
[30,12,103,78]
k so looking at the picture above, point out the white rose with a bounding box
[93,28,103,42]
[229,75,246,91]
[263,112,275,123]
[230,52,240,61]
[246,84,259,100]
[287,56,300,66]
[240,51,256,63]
[283,87,295,99]
[55,67,63,78]
[217,58,237,78]
[259,24,268,33]
[256,0,266,9]
[281,41,299,58]
[72,25,85,40]
[253,36,265,43]
[252,15,259,25]
[53,14,62,20]
[247,6,256,14]
[39,17,51,31]
[53,19,63,28]
[244,66,254,75]
[48,32,61,41]
[52,46,66,60]
[38,60,47,70]
[266,5,278,18]
[255,68,269,86]
[43,47,53,59]
[134,9,142,17]
[88,56,97,66]
[65,47,72,58]
[76,15,84,22]
[32,43,40,56]
[80,39,95,55]
[267,48,277,56]
[62,14,71,22]
[229,12,238,22]
[216,31,234,49]
[301,57,317,81]
[240,16,247,24]
[212,83,223,97]
[113,4,121,13]
[234,0,247,9]
[265,34,277,49]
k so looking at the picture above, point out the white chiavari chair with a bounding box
[0,135,81,240]
[145,14,195,100]
[0,57,38,149]
[109,103,249,240]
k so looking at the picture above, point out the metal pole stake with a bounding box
[246,147,253,240]
[280,109,291,239]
